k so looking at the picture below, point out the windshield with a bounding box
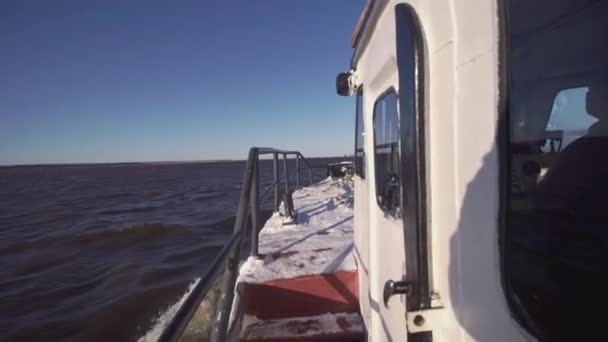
[505,0,608,339]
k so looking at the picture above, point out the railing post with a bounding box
[211,148,257,342]
[282,153,296,220]
[295,154,300,189]
[308,163,313,185]
[283,153,290,193]
[273,153,279,212]
[250,154,260,258]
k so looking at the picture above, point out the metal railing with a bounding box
[159,147,318,342]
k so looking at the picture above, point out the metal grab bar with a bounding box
[159,147,319,342]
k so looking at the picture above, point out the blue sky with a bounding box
[0,1,362,165]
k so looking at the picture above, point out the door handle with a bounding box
[383,279,411,307]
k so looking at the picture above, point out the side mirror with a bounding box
[336,72,353,96]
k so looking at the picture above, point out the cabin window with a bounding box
[505,0,608,339]
[354,89,365,178]
[373,90,400,217]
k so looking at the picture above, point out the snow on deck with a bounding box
[238,177,355,284]
[240,312,363,341]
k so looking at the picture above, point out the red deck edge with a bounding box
[240,270,359,320]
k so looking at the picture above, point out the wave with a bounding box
[138,277,200,342]
[190,192,223,203]
[0,222,196,258]
[73,222,199,247]
[97,191,134,200]
[98,205,162,216]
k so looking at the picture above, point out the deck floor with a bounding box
[238,177,356,283]
[234,178,362,341]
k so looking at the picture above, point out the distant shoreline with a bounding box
[0,160,235,168]
[0,156,350,168]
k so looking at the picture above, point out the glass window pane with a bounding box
[355,89,365,178]
[373,91,400,217]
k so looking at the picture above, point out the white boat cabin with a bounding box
[337,0,608,341]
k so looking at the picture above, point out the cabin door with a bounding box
[368,4,428,341]
[369,87,409,341]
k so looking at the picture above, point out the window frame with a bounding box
[497,0,532,335]
[372,87,401,217]
[354,88,366,178]
[497,0,564,338]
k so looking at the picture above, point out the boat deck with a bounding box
[232,178,362,341]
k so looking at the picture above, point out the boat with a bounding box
[158,0,607,340]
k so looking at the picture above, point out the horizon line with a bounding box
[0,155,353,168]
